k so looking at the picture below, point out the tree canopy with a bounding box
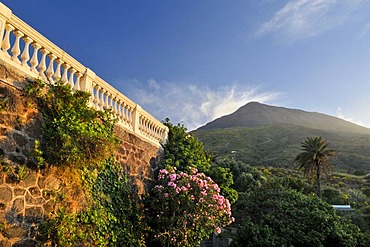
[295,136,336,197]
[161,118,211,173]
[231,182,366,247]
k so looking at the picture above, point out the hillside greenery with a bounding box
[193,124,370,173]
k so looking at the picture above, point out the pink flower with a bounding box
[181,186,187,192]
[216,227,222,234]
[159,169,168,174]
[190,195,195,200]
[155,185,164,191]
[169,173,177,181]
[164,193,169,198]
[168,181,177,188]
[217,196,224,205]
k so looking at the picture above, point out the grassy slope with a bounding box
[193,124,370,173]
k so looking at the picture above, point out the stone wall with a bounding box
[0,61,161,246]
[0,168,77,246]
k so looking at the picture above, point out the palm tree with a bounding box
[294,137,336,197]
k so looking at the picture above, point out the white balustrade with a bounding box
[20,36,32,67]
[0,2,168,147]
[68,67,76,88]
[30,42,40,73]
[38,48,48,80]
[54,58,62,80]
[1,23,13,57]
[104,92,110,109]
[61,63,70,84]
[46,54,56,82]
[74,72,82,91]
[11,30,23,63]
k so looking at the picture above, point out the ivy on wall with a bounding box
[24,79,118,168]
[22,80,143,246]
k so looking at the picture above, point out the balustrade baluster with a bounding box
[10,30,23,63]
[38,48,49,80]
[154,126,159,140]
[61,63,70,84]
[99,89,105,109]
[69,68,76,89]
[128,106,133,124]
[122,103,128,122]
[105,92,110,109]
[118,101,124,121]
[115,99,120,118]
[74,72,82,90]
[122,104,127,123]
[20,36,32,68]
[1,24,14,57]
[54,59,62,81]
[144,119,149,134]
[45,54,56,82]
[30,43,41,73]
[90,82,96,107]
[110,95,115,110]
[147,120,151,135]
[146,121,151,135]
[94,86,101,109]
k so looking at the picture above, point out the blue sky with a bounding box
[4,0,370,130]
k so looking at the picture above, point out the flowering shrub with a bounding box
[145,167,234,247]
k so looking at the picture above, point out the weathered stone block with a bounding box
[12,198,24,212]
[45,175,61,190]
[24,206,43,223]
[3,225,27,238]
[12,132,28,147]
[43,199,56,214]
[37,176,45,189]
[25,193,45,205]
[8,153,26,165]
[28,187,40,197]
[13,187,26,197]
[0,186,12,202]
[1,139,16,153]
[42,190,54,200]
[20,172,37,187]
[5,173,18,184]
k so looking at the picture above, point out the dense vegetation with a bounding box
[19,80,233,246]
[3,79,369,246]
[194,124,370,173]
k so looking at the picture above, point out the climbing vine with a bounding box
[24,79,118,168]
[24,80,143,246]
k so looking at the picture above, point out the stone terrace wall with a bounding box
[0,61,161,246]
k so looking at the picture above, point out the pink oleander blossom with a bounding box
[169,173,177,181]
[148,166,233,246]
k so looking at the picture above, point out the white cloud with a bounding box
[255,0,368,42]
[127,80,280,130]
[147,78,160,90]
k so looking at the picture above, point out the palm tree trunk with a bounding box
[316,161,321,198]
